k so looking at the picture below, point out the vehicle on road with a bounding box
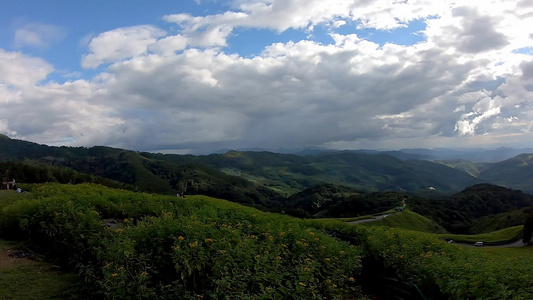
[474,241,484,247]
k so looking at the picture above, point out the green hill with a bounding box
[434,159,489,177]
[408,184,533,233]
[0,138,285,209]
[436,225,523,243]
[437,153,533,193]
[144,150,484,195]
[360,209,447,233]
[478,153,533,193]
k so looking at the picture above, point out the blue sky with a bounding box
[0,0,532,153]
[1,1,426,82]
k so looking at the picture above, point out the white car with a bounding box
[474,241,484,247]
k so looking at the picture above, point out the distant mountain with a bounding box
[435,153,533,193]
[143,150,485,195]
[398,147,533,162]
[477,153,533,193]
[0,137,505,200]
[434,159,489,177]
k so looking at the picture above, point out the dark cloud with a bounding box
[449,7,508,53]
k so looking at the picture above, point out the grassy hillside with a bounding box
[435,225,523,243]
[467,208,531,234]
[360,210,447,233]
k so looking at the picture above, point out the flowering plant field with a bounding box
[0,183,361,299]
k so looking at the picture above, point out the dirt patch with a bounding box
[0,248,35,269]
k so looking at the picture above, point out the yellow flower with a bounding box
[310,232,315,235]
[280,232,286,236]
[339,250,345,254]
[205,238,213,243]
[349,277,355,282]
[111,273,118,277]
[140,272,148,276]
[325,258,331,262]
[219,250,226,254]
[178,236,185,240]
[299,282,306,287]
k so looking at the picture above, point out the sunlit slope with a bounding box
[359,209,447,233]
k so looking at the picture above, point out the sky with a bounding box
[1,0,532,154]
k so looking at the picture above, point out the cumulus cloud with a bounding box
[0,49,53,87]
[2,0,533,152]
[82,25,167,69]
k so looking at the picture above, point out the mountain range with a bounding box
[2,134,533,233]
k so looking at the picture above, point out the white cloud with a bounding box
[81,25,167,69]
[3,0,533,152]
[0,49,53,87]
[14,23,65,49]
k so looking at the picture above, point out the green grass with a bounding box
[359,209,447,234]
[0,190,29,210]
[313,215,373,223]
[435,225,523,243]
[0,239,80,300]
[313,209,398,223]
[479,245,533,256]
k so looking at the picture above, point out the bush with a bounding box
[0,183,362,299]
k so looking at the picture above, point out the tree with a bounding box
[522,208,533,245]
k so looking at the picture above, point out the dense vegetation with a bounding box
[408,184,533,233]
[307,220,533,300]
[1,184,531,299]
[1,136,485,199]
[360,209,447,234]
[0,184,361,299]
